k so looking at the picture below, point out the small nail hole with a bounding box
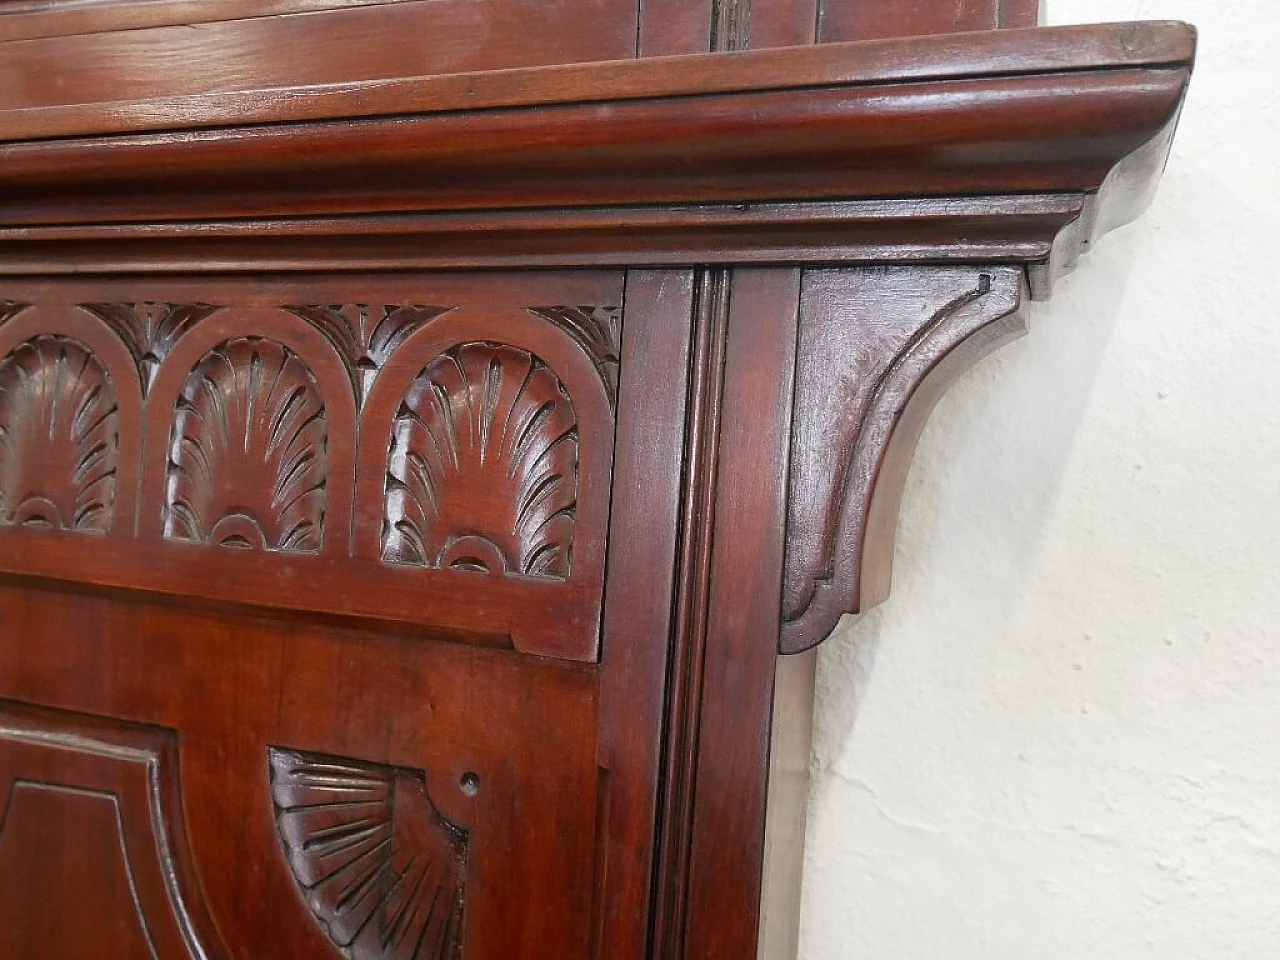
[460,772,481,797]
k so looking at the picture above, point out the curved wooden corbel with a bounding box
[777,32,1195,652]
[781,266,1027,653]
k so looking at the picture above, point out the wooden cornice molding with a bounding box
[0,17,1195,657]
[0,22,1193,289]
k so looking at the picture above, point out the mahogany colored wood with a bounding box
[0,3,1194,960]
[819,0,1038,42]
[0,1,413,43]
[0,0,639,102]
[783,266,1029,653]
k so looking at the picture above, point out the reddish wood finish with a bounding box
[0,4,1194,960]
[783,266,1028,653]
[0,273,620,661]
[0,0,639,101]
[820,0,1038,42]
[680,270,801,960]
[0,0,417,43]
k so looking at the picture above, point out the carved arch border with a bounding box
[139,308,358,554]
[357,307,614,597]
[0,304,145,534]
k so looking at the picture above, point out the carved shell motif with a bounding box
[269,748,468,960]
[0,336,119,531]
[383,342,578,579]
[165,338,327,552]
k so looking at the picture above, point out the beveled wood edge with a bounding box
[0,195,1086,279]
[757,649,817,960]
[0,21,1193,140]
[0,528,602,660]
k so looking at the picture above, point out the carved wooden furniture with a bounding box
[0,2,1193,958]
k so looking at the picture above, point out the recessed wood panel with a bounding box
[0,702,228,959]
[0,786,156,959]
[0,587,606,960]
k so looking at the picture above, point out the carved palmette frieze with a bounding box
[526,306,621,406]
[269,748,469,960]
[80,301,223,394]
[283,303,454,406]
[383,342,579,579]
[165,337,328,552]
[0,291,615,660]
[0,335,119,532]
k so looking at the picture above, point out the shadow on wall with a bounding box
[801,236,1137,948]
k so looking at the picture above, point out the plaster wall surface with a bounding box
[800,1,1280,956]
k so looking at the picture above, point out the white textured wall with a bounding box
[800,1,1280,956]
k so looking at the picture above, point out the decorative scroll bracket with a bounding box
[780,266,1027,653]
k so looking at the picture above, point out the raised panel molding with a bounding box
[269,747,468,960]
[780,265,1026,652]
[0,10,1196,960]
[165,337,329,553]
[0,334,119,532]
[0,701,230,960]
[383,341,579,579]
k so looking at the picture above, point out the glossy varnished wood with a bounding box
[0,3,1194,959]
[0,0,640,103]
[0,585,604,958]
[819,0,1038,41]
[0,273,621,661]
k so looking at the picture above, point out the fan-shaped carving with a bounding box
[269,748,468,960]
[81,301,221,394]
[284,303,453,406]
[383,342,578,579]
[526,306,621,405]
[0,335,119,531]
[165,337,327,552]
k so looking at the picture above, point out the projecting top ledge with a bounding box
[0,21,1195,278]
[0,21,1195,140]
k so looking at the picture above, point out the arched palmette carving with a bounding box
[81,301,222,394]
[0,335,119,532]
[165,337,328,552]
[282,303,454,406]
[526,306,621,406]
[269,748,468,960]
[383,342,578,579]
